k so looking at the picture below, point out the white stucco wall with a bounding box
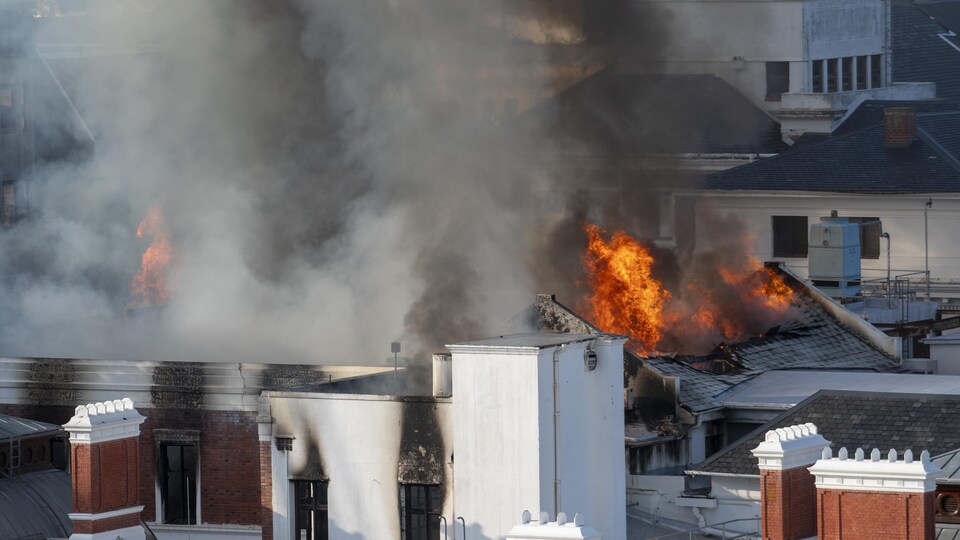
[449,335,627,540]
[803,0,886,61]
[689,192,960,298]
[265,393,454,540]
[927,338,960,375]
[630,0,887,112]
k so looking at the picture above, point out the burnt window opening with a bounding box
[400,484,442,540]
[160,443,198,525]
[848,217,881,259]
[812,59,824,93]
[294,480,329,540]
[772,216,808,258]
[765,62,790,101]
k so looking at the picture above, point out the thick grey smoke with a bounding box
[3,0,642,363]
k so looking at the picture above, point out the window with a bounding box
[826,59,838,93]
[400,484,442,540]
[772,216,808,258]
[160,443,198,524]
[2,182,14,226]
[765,62,790,101]
[856,56,868,90]
[0,87,13,133]
[848,217,881,259]
[812,59,824,93]
[295,480,328,540]
[871,54,882,88]
[841,57,853,91]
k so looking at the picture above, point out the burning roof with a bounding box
[534,264,903,414]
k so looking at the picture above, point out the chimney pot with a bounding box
[884,107,917,149]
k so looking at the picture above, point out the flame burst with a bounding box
[582,224,796,355]
[130,206,172,306]
[582,224,669,354]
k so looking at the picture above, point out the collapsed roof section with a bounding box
[533,266,902,420]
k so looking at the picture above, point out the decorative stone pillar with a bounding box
[751,423,830,540]
[808,446,941,540]
[63,398,147,540]
[505,510,602,540]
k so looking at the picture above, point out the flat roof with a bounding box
[447,333,601,349]
[718,370,960,409]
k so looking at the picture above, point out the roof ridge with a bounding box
[707,124,883,181]
[917,125,960,172]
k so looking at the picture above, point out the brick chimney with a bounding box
[751,423,830,540]
[808,446,941,540]
[63,398,147,540]
[884,107,917,148]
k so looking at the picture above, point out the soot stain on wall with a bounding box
[398,399,447,487]
[26,359,78,406]
[151,363,204,409]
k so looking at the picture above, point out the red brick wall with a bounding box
[884,108,917,148]
[200,410,261,525]
[1,404,263,528]
[260,440,274,540]
[71,437,140,514]
[760,467,817,540]
[817,489,934,540]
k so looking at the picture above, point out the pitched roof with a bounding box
[641,291,902,413]
[893,1,960,101]
[691,390,960,476]
[705,107,960,193]
[0,469,72,539]
[519,68,788,155]
[0,414,60,442]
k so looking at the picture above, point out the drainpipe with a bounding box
[552,344,564,517]
[925,199,932,299]
[882,232,891,308]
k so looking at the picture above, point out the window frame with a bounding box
[772,215,809,258]
[399,484,443,540]
[847,217,881,260]
[294,479,329,540]
[153,429,200,526]
[765,61,790,101]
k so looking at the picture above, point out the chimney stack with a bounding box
[808,446,940,540]
[751,423,830,540]
[884,107,917,149]
[63,398,147,540]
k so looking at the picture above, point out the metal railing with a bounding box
[644,517,760,540]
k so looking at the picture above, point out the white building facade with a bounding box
[261,333,628,540]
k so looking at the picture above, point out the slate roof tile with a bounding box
[692,391,960,476]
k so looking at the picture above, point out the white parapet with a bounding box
[751,423,831,471]
[63,397,147,444]
[505,511,602,540]
[808,447,942,493]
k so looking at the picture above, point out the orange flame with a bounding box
[130,206,172,305]
[582,224,669,354]
[581,224,796,354]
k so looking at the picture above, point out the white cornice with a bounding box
[751,423,831,471]
[63,398,146,445]
[69,505,144,521]
[808,447,942,493]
